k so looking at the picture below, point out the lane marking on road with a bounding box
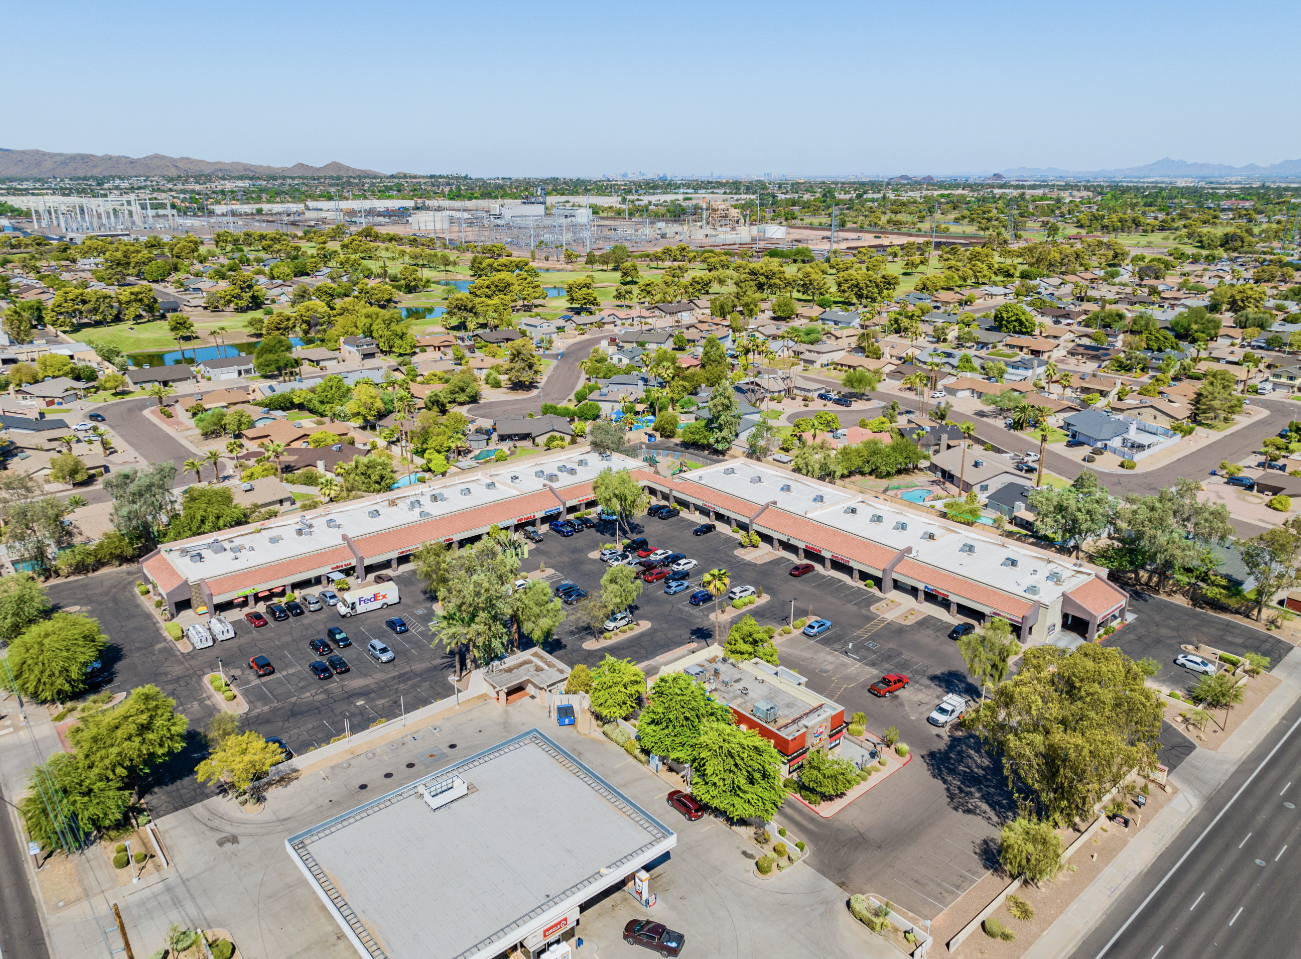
[1189,891,1204,910]
[1275,845,1287,861]
[1093,709,1301,959]
[1229,906,1243,925]
[1281,781,1291,796]
[1148,947,1163,959]
[1239,832,1252,848]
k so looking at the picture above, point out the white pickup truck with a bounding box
[336,583,400,617]
[927,693,970,727]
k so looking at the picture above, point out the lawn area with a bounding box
[1038,472,1070,489]
[82,389,154,403]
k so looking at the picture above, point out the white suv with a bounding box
[727,585,756,600]
[672,558,698,571]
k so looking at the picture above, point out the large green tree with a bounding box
[4,613,106,702]
[1027,471,1116,558]
[196,730,286,794]
[592,467,648,542]
[958,616,1022,700]
[432,539,519,673]
[999,817,1064,882]
[1192,369,1244,425]
[599,563,643,618]
[586,419,627,456]
[1115,478,1234,591]
[724,615,780,665]
[510,579,564,649]
[707,385,742,452]
[69,685,189,784]
[690,721,785,822]
[1239,525,1301,621]
[19,753,130,852]
[798,746,860,797]
[103,462,178,547]
[0,572,49,644]
[164,485,249,541]
[963,644,1163,825]
[636,672,732,764]
[993,303,1036,335]
[502,338,542,388]
[589,655,645,719]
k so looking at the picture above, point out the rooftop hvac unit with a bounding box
[230,545,243,554]
[812,494,824,503]
[1047,570,1063,583]
[269,535,282,544]
[534,470,546,478]
[408,499,421,510]
[577,459,588,467]
[973,459,984,468]
[599,452,612,460]
[178,547,190,556]
[419,510,432,519]
[459,488,471,496]
[870,514,883,524]
[845,506,858,514]
[368,509,380,518]
[326,518,340,528]
[510,475,520,483]
[189,553,203,563]
[210,541,226,553]
[780,484,792,492]
[295,528,305,536]
[684,664,707,680]
[751,700,779,724]
[922,531,936,541]
[241,482,254,492]
[723,467,736,475]
[750,475,762,484]
[387,498,398,507]
[421,775,469,813]
[893,521,908,531]
[1002,557,1018,567]
[960,543,976,554]
[1026,584,1041,595]
[485,482,496,490]
[546,473,559,482]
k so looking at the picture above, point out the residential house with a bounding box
[653,301,698,322]
[931,291,964,311]
[473,330,523,347]
[1069,371,1122,401]
[296,347,345,368]
[417,334,458,351]
[611,347,645,368]
[242,419,353,449]
[1062,409,1130,447]
[1269,365,1301,392]
[985,482,1037,531]
[196,355,256,380]
[196,387,262,410]
[928,445,1023,499]
[228,476,295,511]
[584,385,641,413]
[277,443,370,476]
[1109,397,1191,426]
[909,423,966,457]
[0,414,73,449]
[818,309,861,328]
[126,365,196,389]
[617,329,673,348]
[1004,336,1064,359]
[942,376,1004,399]
[492,414,573,445]
[792,342,847,368]
[832,354,894,375]
[1255,473,1301,498]
[14,377,84,406]
[340,336,381,361]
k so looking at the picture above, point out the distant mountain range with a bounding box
[998,157,1301,179]
[0,148,383,178]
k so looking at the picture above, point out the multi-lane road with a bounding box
[1071,700,1301,959]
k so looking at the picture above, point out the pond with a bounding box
[127,338,304,368]
[400,306,447,320]
[543,286,566,297]
[437,279,472,292]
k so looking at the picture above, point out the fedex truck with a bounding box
[336,583,400,617]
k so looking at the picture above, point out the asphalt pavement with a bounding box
[466,334,605,420]
[1069,698,1301,959]
[0,781,51,959]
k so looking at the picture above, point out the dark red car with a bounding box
[789,563,816,577]
[248,655,274,676]
[244,611,268,628]
[667,789,704,821]
[643,567,669,583]
[869,673,909,697]
[624,920,685,957]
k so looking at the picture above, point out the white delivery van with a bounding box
[336,582,400,617]
[209,616,235,641]
[185,623,215,649]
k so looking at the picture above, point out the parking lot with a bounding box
[47,566,459,818]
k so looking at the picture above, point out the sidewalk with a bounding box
[1020,644,1301,959]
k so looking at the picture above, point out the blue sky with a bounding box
[10,0,1300,177]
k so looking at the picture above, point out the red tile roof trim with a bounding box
[1065,576,1128,617]
[142,554,187,594]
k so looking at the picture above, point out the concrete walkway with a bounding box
[1020,644,1301,959]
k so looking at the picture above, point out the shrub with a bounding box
[798,786,822,805]
[209,675,223,690]
[731,525,740,533]
[622,738,644,760]
[757,854,775,874]
[1120,460,1136,470]
[883,725,900,747]
[52,708,73,722]
[782,777,799,791]
[112,852,129,869]
[154,599,163,608]
[150,951,168,959]
[1169,690,1181,700]
[115,843,127,853]
[755,584,764,599]
[982,918,1015,941]
[773,841,788,857]
[732,599,743,609]
[782,625,792,634]
[1268,495,1292,511]
[1006,895,1034,921]
[604,723,631,746]
[778,827,787,837]
[211,941,235,959]
[1244,652,1271,674]
[133,851,147,864]
[895,743,910,757]
[878,754,887,766]
[857,767,873,781]
[849,894,874,925]
[788,849,800,863]
[795,840,806,852]
[602,632,613,641]
[165,622,183,640]
[170,930,198,952]
[223,691,235,701]
[851,710,867,725]
[794,617,808,629]
[847,723,865,737]
[136,583,149,595]
[1219,653,1240,667]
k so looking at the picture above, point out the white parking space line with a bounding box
[1229,906,1243,925]
[1275,845,1287,861]
[1240,832,1252,848]
[1189,891,1204,910]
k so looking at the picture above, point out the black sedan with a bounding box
[948,623,975,640]
[327,626,352,647]
[326,654,350,674]
[308,660,332,680]
[309,638,331,656]
[692,523,715,536]
[267,603,290,621]
[624,921,685,957]
[88,412,106,422]
[285,600,305,616]
[265,736,292,760]
[384,617,409,634]
[573,515,596,529]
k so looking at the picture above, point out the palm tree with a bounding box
[226,439,243,456]
[265,442,287,482]
[57,435,76,455]
[957,421,977,492]
[319,477,342,502]
[702,567,730,650]
[90,426,111,454]
[902,372,927,417]
[1034,425,1052,487]
[183,458,204,485]
[1009,405,1034,432]
[147,384,174,408]
[204,449,223,483]
[213,325,229,358]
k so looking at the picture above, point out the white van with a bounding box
[209,616,235,641]
[185,623,215,649]
[1256,381,1274,395]
[336,583,400,617]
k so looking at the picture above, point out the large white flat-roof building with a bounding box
[286,729,675,959]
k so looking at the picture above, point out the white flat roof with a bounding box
[160,450,641,584]
[287,730,675,959]
[684,461,1090,605]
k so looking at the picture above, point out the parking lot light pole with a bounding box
[217,657,225,687]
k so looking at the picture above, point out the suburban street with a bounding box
[0,781,51,959]
[1069,700,1301,959]
[467,333,605,419]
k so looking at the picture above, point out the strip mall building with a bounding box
[142,448,1127,643]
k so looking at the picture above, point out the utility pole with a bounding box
[112,904,136,959]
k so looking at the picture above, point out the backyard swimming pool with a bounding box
[899,488,932,504]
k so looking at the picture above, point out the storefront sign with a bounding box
[990,610,1023,626]
[924,585,949,600]
[543,916,569,939]
[517,514,536,523]
[804,545,822,554]
[831,554,850,565]
[398,545,419,557]
[813,722,828,746]
[330,561,353,572]
[235,587,259,598]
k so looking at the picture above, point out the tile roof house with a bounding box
[928,446,1024,499]
[243,419,353,449]
[493,414,574,444]
[127,365,196,388]
[943,376,1004,398]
